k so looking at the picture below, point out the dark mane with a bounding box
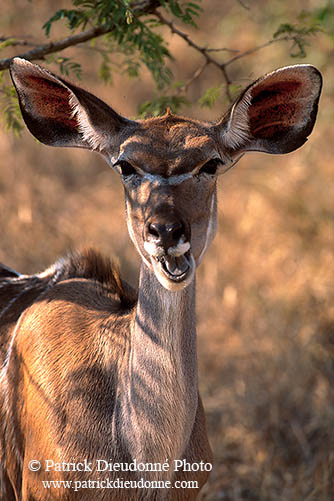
[0,249,137,325]
[57,248,137,308]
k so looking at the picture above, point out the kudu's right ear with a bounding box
[10,58,131,153]
[217,64,322,157]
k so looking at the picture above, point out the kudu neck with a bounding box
[121,262,198,468]
[135,262,197,352]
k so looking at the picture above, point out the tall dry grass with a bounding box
[0,0,333,498]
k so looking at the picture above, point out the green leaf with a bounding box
[274,23,292,38]
[228,84,243,101]
[0,85,24,135]
[43,9,88,36]
[0,38,17,51]
[198,85,222,108]
[99,59,113,84]
[273,9,324,59]
[164,0,202,27]
[56,57,82,79]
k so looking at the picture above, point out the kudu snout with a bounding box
[144,211,191,252]
[146,220,185,251]
[143,212,194,289]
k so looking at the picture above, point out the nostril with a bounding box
[148,223,161,240]
[170,223,184,242]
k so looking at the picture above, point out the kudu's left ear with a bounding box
[217,65,322,156]
[10,58,132,153]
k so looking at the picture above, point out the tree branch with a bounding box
[0,26,111,71]
[0,0,160,71]
[154,10,300,103]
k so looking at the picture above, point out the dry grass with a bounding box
[0,0,333,499]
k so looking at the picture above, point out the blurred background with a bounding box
[0,0,333,498]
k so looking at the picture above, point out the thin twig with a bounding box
[155,11,220,67]
[236,0,250,10]
[206,47,238,53]
[181,61,209,92]
[0,37,38,47]
[224,35,297,66]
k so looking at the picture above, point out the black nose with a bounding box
[147,221,185,250]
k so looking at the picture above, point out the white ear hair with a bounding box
[221,92,252,150]
[69,94,109,152]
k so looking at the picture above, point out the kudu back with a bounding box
[0,59,321,500]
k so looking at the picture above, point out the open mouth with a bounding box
[144,240,195,290]
[155,250,191,282]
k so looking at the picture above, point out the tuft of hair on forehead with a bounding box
[136,114,214,154]
[139,111,209,130]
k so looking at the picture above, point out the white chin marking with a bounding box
[150,254,195,291]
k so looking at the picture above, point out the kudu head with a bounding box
[10,58,321,291]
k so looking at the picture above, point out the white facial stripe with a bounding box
[143,241,165,258]
[144,240,190,258]
[167,173,193,185]
[198,193,216,263]
[142,172,193,186]
[168,241,190,257]
[125,200,151,268]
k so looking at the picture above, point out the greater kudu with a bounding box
[0,59,321,500]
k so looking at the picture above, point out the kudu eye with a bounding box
[117,160,137,177]
[198,158,223,176]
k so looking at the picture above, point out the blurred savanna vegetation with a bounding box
[0,0,333,499]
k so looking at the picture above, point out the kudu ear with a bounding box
[10,58,131,152]
[218,65,322,156]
